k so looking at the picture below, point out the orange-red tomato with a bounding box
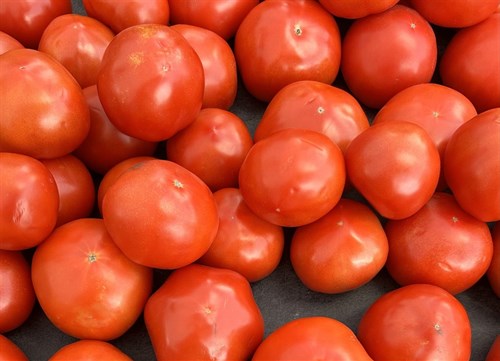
[48,340,132,361]
[0,31,23,55]
[488,222,500,298]
[319,0,398,19]
[0,335,29,361]
[486,336,500,361]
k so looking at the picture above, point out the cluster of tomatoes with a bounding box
[1,0,499,360]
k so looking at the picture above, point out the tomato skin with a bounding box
[443,108,500,222]
[0,335,29,361]
[31,218,153,340]
[48,340,132,361]
[144,264,264,361]
[488,222,500,298]
[341,5,437,109]
[486,336,500,361]
[234,0,341,102]
[357,284,472,361]
[0,31,24,55]
[319,0,398,19]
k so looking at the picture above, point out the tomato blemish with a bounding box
[87,253,98,263]
[173,179,184,189]
[294,24,302,36]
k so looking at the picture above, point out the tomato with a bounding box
[171,24,237,110]
[97,24,204,142]
[144,264,264,360]
[254,80,369,154]
[73,85,158,175]
[0,335,28,361]
[0,152,59,250]
[345,121,440,220]
[318,0,398,19]
[341,5,437,109]
[0,250,35,333]
[488,222,500,298]
[358,283,471,360]
[168,0,258,40]
[0,49,90,159]
[486,336,500,361]
[239,128,345,227]
[0,0,71,49]
[82,0,169,34]
[48,340,132,361]
[38,14,114,88]
[234,0,341,102]
[0,31,23,55]
[198,188,285,282]
[31,218,153,340]
[102,159,219,269]
[290,198,388,294]
[443,108,500,222]
[166,108,253,192]
[252,316,372,361]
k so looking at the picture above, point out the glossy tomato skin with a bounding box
[488,222,500,298]
[443,108,500,222]
[341,5,437,109]
[319,0,398,19]
[0,250,35,333]
[0,49,90,159]
[290,198,388,294]
[102,159,219,269]
[234,0,341,102]
[31,218,153,340]
[198,188,285,282]
[254,80,369,154]
[0,31,24,55]
[358,284,472,360]
[0,335,29,361]
[0,152,59,251]
[252,316,372,361]
[239,128,346,227]
[97,24,204,142]
[48,340,132,361]
[144,264,264,361]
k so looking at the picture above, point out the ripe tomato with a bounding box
[0,31,23,55]
[48,340,132,361]
[38,14,115,88]
[341,5,437,109]
[488,222,500,298]
[358,284,471,360]
[252,316,372,361]
[198,188,285,282]
[0,152,59,251]
[290,198,388,294]
[31,218,153,340]
[318,0,398,19]
[144,264,264,361]
[166,108,253,191]
[0,250,35,333]
[443,108,500,222]
[254,80,369,154]
[239,128,345,227]
[102,159,219,269]
[0,49,90,159]
[97,24,204,142]
[0,335,28,361]
[486,336,500,361]
[234,0,341,102]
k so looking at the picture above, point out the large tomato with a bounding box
[488,222,500,298]
[341,5,437,109]
[97,24,204,142]
[144,264,264,361]
[234,0,341,102]
[31,218,153,340]
[0,31,23,55]
[357,284,471,360]
[318,0,398,19]
[48,340,132,361]
[0,335,28,361]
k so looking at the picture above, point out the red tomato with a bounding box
[385,192,493,295]
[97,24,204,142]
[0,31,23,55]
[38,14,115,88]
[345,121,440,220]
[318,0,398,19]
[171,24,237,110]
[73,85,158,175]
[0,335,28,361]
[290,198,388,294]
[0,49,90,159]
[254,80,369,154]
[440,13,500,113]
[488,222,500,298]
[102,159,219,269]
[0,250,35,333]
[486,336,500,361]
[252,316,372,361]
[82,0,169,34]
[144,264,264,360]
[0,152,59,251]
[168,0,258,40]
[341,5,437,109]
[166,108,253,191]
[198,188,285,282]
[234,0,341,102]
[443,108,500,222]
[48,340,132,361]
[239,128,346,227]
[358,284,471,360]
[0,0,71,49]
[31,218,153,340]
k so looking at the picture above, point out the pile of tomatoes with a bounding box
[1,0,499,360]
